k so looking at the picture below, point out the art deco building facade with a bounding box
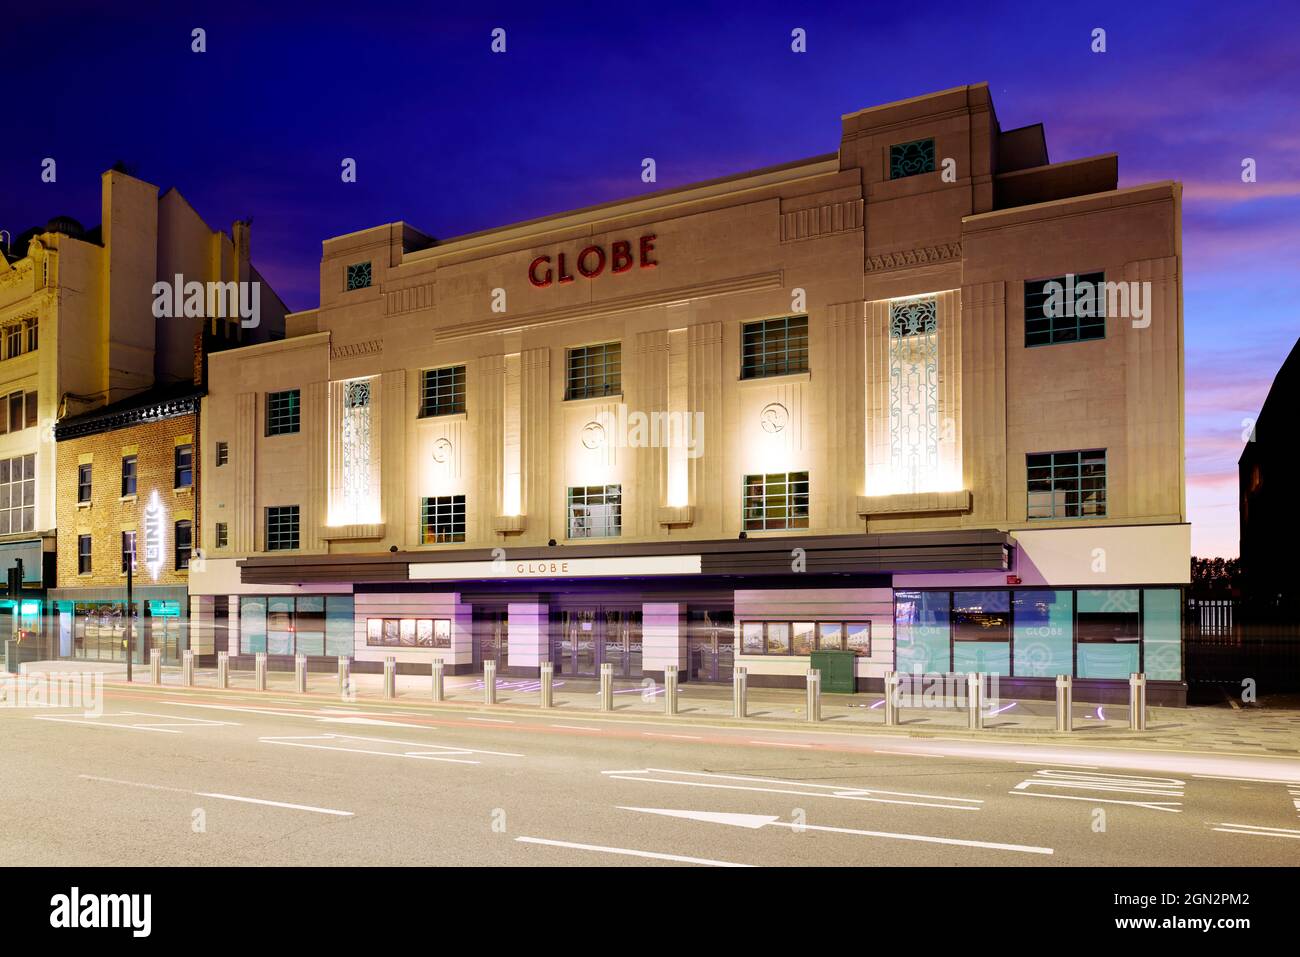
[191,84,1190,702]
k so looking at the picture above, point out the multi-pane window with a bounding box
[0,454,35,534]
[239,594,355,657]
[174,520,193,570]
[121,531,137,573]
[1024,271,1106,346]
[743,472,810,531]
[567,485,622,538]
[4,325,19,358]
[1,319,37,360]
[565,342,621,400]
[266,505,300,550]
[25,317,37,352]
[1026,450,1107,519]
[345,261,372,290]
[366,617,452,648]
[121,455,137,497]
[77,534,92,575]
[420,495,466,544]
[215,522,229,548]
[215,441,229,467]
[740,620,871,656]
[889,137,936,179]
[419,366,467,417]
[174,444,194,489]
[0,390,37,434]
[77,463,92,503]
[266,389,300,435]
[741,316,808,379]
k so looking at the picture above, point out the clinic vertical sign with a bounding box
[143,490,166,581]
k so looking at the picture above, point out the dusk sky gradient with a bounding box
[3,1,1296,558]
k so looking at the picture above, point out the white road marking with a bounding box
[551,724,601,732]
[619,806,1053,856]
[1017,761,1098,770]
[642,733,703,740]
[78,775,188,793]
[876,749,947,758]
[258,735,480,764]
[604,768,982,811]
[515,836,753,867]
[194,792,354,816]
[308,733,524,758]
[1193,774,1298,785]
[33,716,179,733]
[1212,822,1300,840]
[465,717,514,724]
[1011,792,1182,812]
[1011,768,1183,812]
[749,740,814,748]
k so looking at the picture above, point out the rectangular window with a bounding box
[24,391,36,428]
[741,315,808,379]
[4,325,20,359]
[215,441,229,467]
[121,455,137,497]
[951,591,1012,676]
[742,471,809,531]
[1012,590,1074,677]
[174,520,193,570]
[894,590,952,673]
[121,531,137,574]
[365,617,451,648]
[565,342,621,400]
[238,595,354,657]
[266,506,300,551]
[295,596,325,656]
[24,317,37,352]
[77,463,92,503]
[1027,449,1106,519]
[419,366,467,417]
[77,534,92,575]
[345,261,372,290]
[567,485,622,538]
[420,495,466,544]
[1076,589,1141,679]
[889,137,936,179]
[1142,589,1182,681]
[740,620,872,656]
[215,522,229,548]
[266,390,301,436]
[174,444,194,489]
[0,454,35,535]
[792,621,816,655]
[1024,271,1106,346]
[8,392,22,432]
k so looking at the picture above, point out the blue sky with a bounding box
[3,0,1295,556]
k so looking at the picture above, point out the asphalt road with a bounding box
[2,682,1298,866]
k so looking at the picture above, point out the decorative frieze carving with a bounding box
[779,199,864,243]
[330,338,382,360]
[866,242,962,272]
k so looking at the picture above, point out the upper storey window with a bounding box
[1024,272,1107,346]
[889,138,936,179]
[420,366,467,417]
[741,316,808,380]
[2,318,37,360]
[266,389,301,436]
[565,342,621,400]
[345,261,372,291]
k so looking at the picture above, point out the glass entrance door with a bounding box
[472,608,509,671]
[688,609,735,682]
[551,607,642,678]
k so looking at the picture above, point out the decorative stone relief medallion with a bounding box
[581,421,606,450]
[432,437,453,464]
[759,402,789,434]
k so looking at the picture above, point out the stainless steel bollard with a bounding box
[216,652,229,689]
[431,658,444,702]
[664,664,679,715]
[150,651,162,685]
[599,662,614,711]
[484,660,497,705]
[967,672,984,730]
[294,653,307,693]
[1129,672,1147,731]
[182,650,194,686]
[732,666,747,718]
[539,661,554,708]
[1055,674,1072,732]
[338,656,351,697]
[383,656,396,699]
[254,652,267,691]
[806,668,822,723]
[884,671,900,726]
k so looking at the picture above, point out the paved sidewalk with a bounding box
[18,658,1297,755]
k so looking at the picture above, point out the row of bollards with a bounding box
[145,652,1150,733]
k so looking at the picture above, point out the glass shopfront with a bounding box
[895,587,1182,680]
[237,595,354,656]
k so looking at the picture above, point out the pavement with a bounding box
[1,662,1299,866]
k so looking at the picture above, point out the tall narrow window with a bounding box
[215,522,229,548]
[77,463,92,503]
[174,520,193,570]
[77,534,92,575]
[339,380,373,523]
[0,454,35,534]
[121,455,138,497]
[174,444,194,489]
[215,441,229,466]
[24,391,36,428]
[888,297,939,493]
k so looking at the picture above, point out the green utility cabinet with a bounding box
[809,650,857,694]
